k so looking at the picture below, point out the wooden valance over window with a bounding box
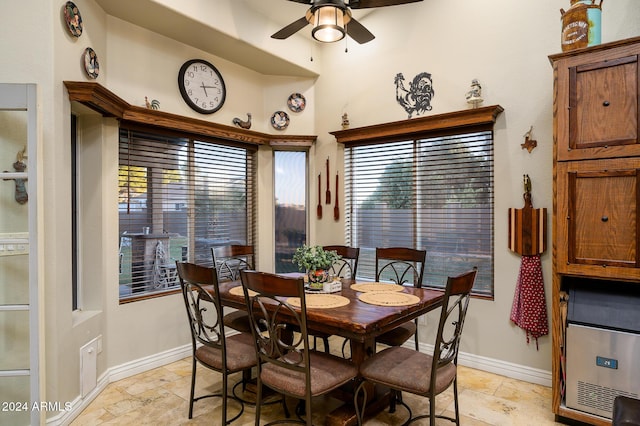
[63,81,317,149]
[331,105,504,146]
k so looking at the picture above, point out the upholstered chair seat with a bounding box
[261,351,358,398]
[360,346,456,396]
[195,332,256,371]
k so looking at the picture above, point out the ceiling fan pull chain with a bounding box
[345,26,349,53]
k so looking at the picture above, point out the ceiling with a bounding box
[244,0,373,29]
[93,0,379,77]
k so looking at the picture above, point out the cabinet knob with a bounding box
[603,101,610,107]
[601,216,608,222]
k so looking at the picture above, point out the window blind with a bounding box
[345,131,494,296]
[118,128,256,301]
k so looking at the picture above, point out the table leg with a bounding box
[349,336,375,366]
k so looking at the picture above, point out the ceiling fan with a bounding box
[271,0,423,44]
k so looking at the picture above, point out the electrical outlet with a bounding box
[96,335,103,354]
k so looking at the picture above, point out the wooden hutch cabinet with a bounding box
[550,36,640,425]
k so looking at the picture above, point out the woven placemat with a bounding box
[229,286,257,297]
[286,294,350,309]
[350,282,405,293]
[358,291,420,307]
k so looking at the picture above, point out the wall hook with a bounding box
[521,126,537,153]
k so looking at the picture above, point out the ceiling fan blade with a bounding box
[346,17,375,44]
[271,16,310,39]
[349,0,423,9]
[285,0,313,3]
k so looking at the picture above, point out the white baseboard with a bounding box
[47,344,191,426]
[457,350,552,387]
[419,342,552,387]
[107,344,192,383]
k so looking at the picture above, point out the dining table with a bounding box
[217,277,445,426]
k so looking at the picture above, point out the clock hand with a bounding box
[200,82,208,97]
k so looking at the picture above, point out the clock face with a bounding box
[178,59,226,114]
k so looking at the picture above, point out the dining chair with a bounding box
[176,262,257,424]
[354,268,477,426]
[375,247,427,351]
[322,245,361,357]
[213,244,255,281]
[323,245,360,279]
[212,245,255,334]
[316,245,360,356]
[153,240,178,289]
[239,270,359,426]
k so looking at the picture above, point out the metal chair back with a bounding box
[323,245,360,279]
[212,244,254,281]
[177,262,225,353]
[375,247,426,287]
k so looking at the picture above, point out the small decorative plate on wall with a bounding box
[271,111,290,130]
[83,47,99,79]
[63,1,83,37]
[287,93,306,112]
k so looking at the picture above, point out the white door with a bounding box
[0,84,39,425]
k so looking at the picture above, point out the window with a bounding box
[71,114,78,310]
[274,151,307,273]
[343,123,497,297]
[118,127,256,302]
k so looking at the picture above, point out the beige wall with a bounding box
[311,0,640,373]
[1,0,639,422]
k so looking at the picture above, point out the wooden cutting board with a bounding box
[508,195,547,256]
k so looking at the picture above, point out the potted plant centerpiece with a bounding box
[292,245,341,289]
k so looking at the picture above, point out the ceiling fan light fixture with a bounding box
[312,5,346,43]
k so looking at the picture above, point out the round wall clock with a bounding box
[178,59,226,114]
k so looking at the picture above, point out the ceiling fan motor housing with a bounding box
[306,0,352,25]
[273,0,422,43]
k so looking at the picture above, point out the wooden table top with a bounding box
[218,279,444,344]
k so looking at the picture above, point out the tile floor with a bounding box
[71,338,565,425]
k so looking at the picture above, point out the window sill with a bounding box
[72,309,102,327]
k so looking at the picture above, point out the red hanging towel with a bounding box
[510,254,548,349]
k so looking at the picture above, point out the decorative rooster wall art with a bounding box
[144,96,160,110]
[394,72,434,118]
[232,113,252,130]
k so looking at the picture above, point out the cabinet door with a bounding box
[554,43,640,161]
[557,159,640,279]
[569,55,638,151]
